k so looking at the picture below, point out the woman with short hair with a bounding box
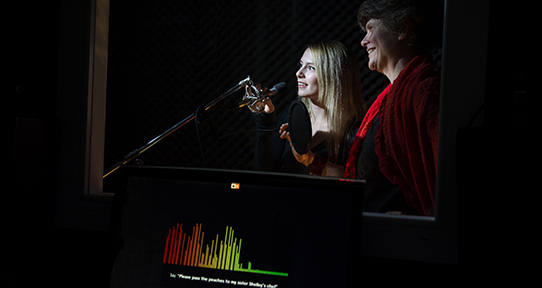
[344,0,444,216]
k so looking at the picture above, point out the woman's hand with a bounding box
[249,97,275,114]
[279,123,314,167]
[279,123,291,141]
[248,85,275,114]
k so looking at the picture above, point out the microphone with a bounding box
[238,82,287,109]
[264,82,287,97]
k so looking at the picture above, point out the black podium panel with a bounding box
[110,167,364,288]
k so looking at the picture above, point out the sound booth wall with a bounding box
[104,0,390,175]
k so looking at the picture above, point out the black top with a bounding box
[253,109,328,174]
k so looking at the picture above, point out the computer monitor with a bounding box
[109,166,364,288]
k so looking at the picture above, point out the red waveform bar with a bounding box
[163,223,287,277]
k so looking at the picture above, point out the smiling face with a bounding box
[361,18,399,73]
[296,48,318,100]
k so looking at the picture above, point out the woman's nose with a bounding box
[360,34,369,47]
[296,68,304,78]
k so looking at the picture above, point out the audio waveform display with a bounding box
[163,223,288,277]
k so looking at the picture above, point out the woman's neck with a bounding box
[383,41,417,83]
[384,55,414,84]
[310,100,326,118]
[310,101,329,136]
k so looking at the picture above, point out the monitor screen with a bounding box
[110,167,364,288]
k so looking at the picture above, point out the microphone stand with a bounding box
[103,76,252,178]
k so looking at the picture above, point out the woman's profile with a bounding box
[252,40,367,177]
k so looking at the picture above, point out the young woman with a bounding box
[252,40,366,177]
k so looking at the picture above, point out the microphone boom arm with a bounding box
[103,76,252,178]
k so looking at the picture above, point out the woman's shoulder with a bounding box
[400,55,441,102]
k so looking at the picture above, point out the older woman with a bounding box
[344,0,444,216]
[253,40,366,176]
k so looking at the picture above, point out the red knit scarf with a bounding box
[344,55,440,216]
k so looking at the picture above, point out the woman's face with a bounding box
[361,18,398,73]
[296,48,318,100]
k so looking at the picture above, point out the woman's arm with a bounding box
[279,123,345,177]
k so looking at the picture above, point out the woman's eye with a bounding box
[308,65,315,71]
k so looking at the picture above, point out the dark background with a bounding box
[8,0,537,287]
[103,0,390,176]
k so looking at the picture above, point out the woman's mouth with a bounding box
[298,82,308,88]
[367,48,375,55]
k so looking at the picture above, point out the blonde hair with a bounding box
[302,40,367,163]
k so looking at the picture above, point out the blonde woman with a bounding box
[252,40,366,176]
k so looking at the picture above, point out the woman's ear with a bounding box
[398,30,408,41]
[397,21,411,41]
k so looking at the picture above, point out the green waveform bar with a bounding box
[164,223,288,277]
